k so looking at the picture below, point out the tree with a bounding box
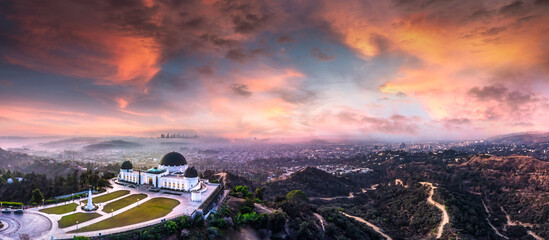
[19,234,30,240]
[286,190,308,205]
[30,188,44,205]
[255,186,265,200]
[296,220,323,240]
[269,210,287,232]
[163,220,178,234]
[193,213,204,227]
[179,215,192,228]
[207,227,221,239]
[73,237,90,240]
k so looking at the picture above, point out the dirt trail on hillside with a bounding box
[420,182,449,239]
[500,206,543,240]
[313,213,325,231]
[481,200,508,239]
[341,212,392,240]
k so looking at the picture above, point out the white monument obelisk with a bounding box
[85,188,94,210]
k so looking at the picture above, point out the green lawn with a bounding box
[102,194,147,213]
[70,198,179,232]
[58,212,102,228]
[82,190,130,204]
[39,203,78,214]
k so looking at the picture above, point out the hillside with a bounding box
[488,132,549,144]
[83,140,141,151]
[0,147,35,168]
[461,155,549,238]
[216,172,257,191]
[463,155,549,191]
[263,167,357,200]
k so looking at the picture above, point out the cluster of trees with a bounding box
[263,167,357,201]
[100,214,206,240]
[230,185,253,198]
[433,186,499,239]
[0,201,23,208]
[350,183,440,238]
[319,208,383,240]
[0,169,111,204]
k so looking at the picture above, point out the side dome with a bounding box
[121,161,133,170]
[184,167,198,178]
[160,152,187,166]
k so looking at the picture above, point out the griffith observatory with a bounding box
[118,152,201,192]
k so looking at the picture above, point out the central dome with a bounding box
[160,152,187,166]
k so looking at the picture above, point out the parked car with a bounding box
[2,208,11,213]
[14,209,23,214]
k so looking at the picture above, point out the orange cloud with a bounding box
[318,0,549,128]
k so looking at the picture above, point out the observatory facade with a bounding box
[118,152,201,192]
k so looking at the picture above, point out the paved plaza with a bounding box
[0,179,219,240]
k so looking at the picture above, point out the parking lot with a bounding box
[0,211,52,239]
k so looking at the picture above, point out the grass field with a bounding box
[70,198,179,232]
[58,212,102,228]
[82,190,130,204]
[102,194,147,213]
[39,203,78,214]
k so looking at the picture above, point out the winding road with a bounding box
[341,212,392,240]
[420,182,449,239]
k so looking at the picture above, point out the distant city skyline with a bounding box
[1,0,549,140]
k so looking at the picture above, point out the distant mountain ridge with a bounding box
[83,140,141,150]
[488,132,549,144]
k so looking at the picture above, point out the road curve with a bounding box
[420,182,449,239]
[341,212,392,240]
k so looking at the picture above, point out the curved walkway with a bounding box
[30,179,219,239]
[420,182,449,239]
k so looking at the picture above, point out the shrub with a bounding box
[179,215,193,229]
[163,220,178,234]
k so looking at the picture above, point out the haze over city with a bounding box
[1,0,549,140]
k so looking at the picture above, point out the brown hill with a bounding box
[463,155,549,191]
[263,167,357,201]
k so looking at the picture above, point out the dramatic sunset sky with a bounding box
[1,0,549,140]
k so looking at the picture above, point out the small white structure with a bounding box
[84,189,94,211]
[6,177,23,184]
[191,191,202,202]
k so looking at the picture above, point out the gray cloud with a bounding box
[225,48,268,63]
[338,111,419,135]
[499,0,525,16]
[311,48,334,61]
[468,84,541,120]
[230,84,253,97]
[276,35,294,44]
